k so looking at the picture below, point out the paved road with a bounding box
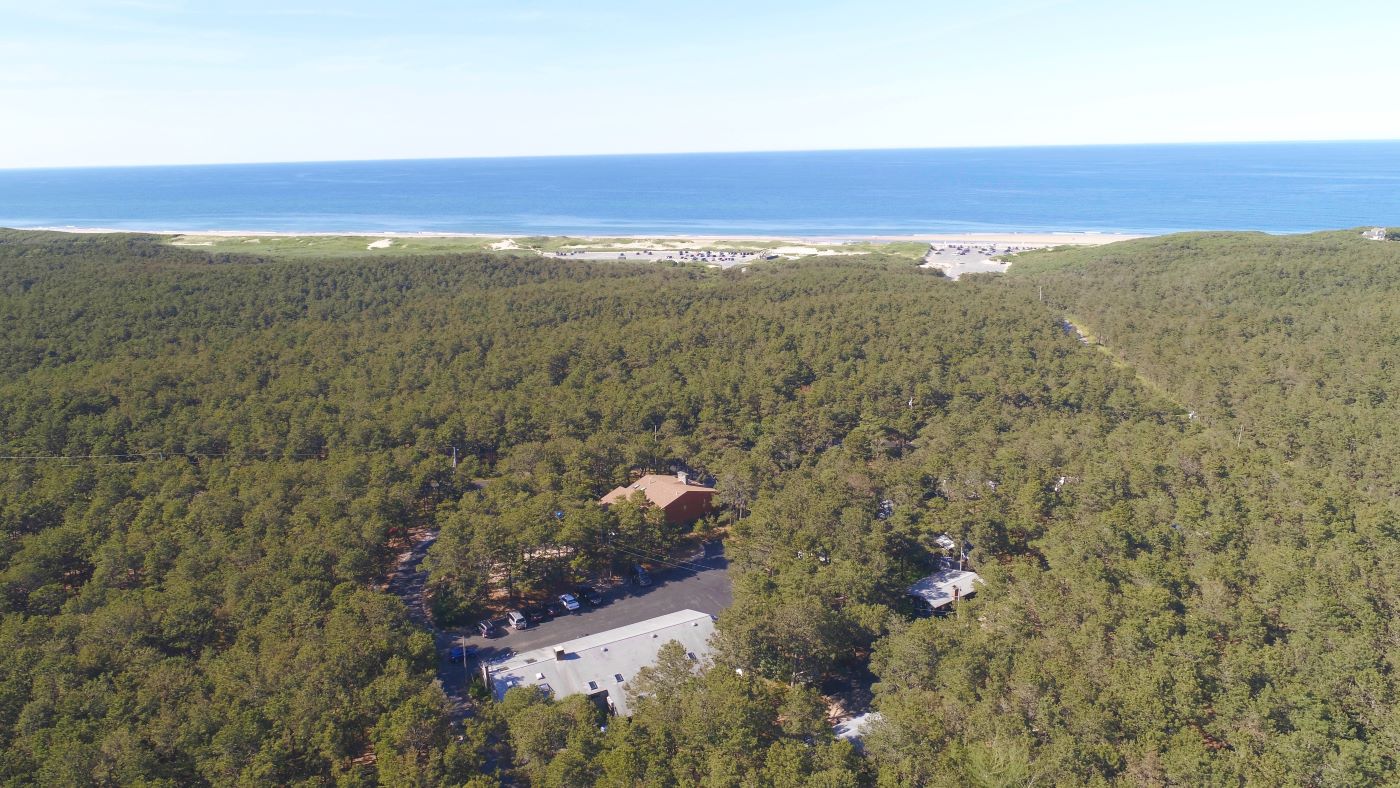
[385,528,476,719]
[445,542,731,672]
[386,529,436,629]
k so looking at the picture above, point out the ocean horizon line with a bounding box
[7,225,1167,242]
[5,137,1400,174]
[3,144,1394,236]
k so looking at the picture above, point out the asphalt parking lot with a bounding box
[443,541,731,673]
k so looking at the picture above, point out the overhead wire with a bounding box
[608,542,712,573]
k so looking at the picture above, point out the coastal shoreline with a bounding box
[11,224,1153,275]
[18,225,1148,246]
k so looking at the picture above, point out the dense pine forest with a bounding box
[2,228,1399,785]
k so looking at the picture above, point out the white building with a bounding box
[485,609,715,716]
[834,711,882,751]
[1363,227,1388,241]
[907,561,983,611]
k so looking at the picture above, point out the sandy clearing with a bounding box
[567,240,653,250]
[921,258,1012,280]
[769,245,858,257]
[367,238,393,250]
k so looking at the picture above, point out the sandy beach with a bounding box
[19,225,1149,275]
[26,226,1145,246]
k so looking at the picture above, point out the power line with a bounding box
[609,542,711,574]
[604,534,710,567]
[0,444,463,463]
[0,449,325,461]
[610,540,712,573]
[1,452,152,460]
[611,545,701,574]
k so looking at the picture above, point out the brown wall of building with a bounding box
[661,491,715,524]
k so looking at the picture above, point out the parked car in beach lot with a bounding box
[507,610,529,630]
[477,619,501,638]
[523,605,551,624]
[558,593,580,612]
[630,564,653,587]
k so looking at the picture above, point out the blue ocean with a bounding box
[1,142,1397,235]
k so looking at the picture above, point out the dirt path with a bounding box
[385,526,472,720]
[1062,313,1198,422]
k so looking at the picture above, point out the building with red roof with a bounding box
[600,472,716,524]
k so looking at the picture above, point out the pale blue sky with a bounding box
[2,0,1397,168]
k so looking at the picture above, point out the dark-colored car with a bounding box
[575,585,605,607]
[477,620,501,638]
[523,605,552,625]
[630,564,653,587]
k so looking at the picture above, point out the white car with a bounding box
[558,593,581,612]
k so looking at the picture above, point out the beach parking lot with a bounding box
[549,248,765,268]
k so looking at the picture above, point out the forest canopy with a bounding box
[1,228,1398,785]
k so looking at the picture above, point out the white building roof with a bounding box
[907,567,983,610]
[487,609,715,716]
[834,711,883,747]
